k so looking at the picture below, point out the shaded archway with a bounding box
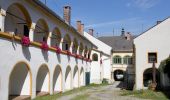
[9,61,32,100]
[34,19,49,43]
[51,27,61,47]
[72,38,78,54]
[114,70,124,81]
[87,50,91,59]
[73,66,79,88]
[62,34,71,51]
[5,3,31,37]
[84,46,88,58]
[80,67,84,86]
[53,65,62,93]
[36,64,50,96]
[143,68,160,88]
[79,42,84,56]
[65,66,72,90]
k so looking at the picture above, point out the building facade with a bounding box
[99,33,135,88]
[84,31,112,84]
[0,0,94,99]
[134,17,170,90]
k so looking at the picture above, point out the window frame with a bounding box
[148,52,157,63]
[123,56,133,65]
[113,55,122,64]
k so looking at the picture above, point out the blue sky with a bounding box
[40,0,170,37]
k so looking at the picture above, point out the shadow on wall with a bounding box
[22,46,31,61]
[41,50,49,62]
[56,53,61,63]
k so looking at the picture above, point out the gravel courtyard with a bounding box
[57,82,145,100]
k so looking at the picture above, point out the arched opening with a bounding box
[62,34,71,51]
[113,55,122,64]
[9,62,31,100]
[80,67,84,86]
[79,42,84,56]
[72,38,78,54]
[87,50,91,59]
[143,68,160,88]
[123,55,132,65]
[65,66,72,90]
[53,65,62,94]
[92,53,98,61]
[51,27,61,47]
[114,70,124,81]
[84,46,88,58]
[34,19,49,43]
[36,64,50,96]
[73,66,79,88]
[5,3,31,38]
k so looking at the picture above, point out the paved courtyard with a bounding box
[58,82,146,100]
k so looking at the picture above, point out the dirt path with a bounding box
[58,82,146,100]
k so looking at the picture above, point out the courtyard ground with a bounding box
[35,82,169,100]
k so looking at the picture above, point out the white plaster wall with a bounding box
[65,69,72,91]
[134,18,170,90]
[80,70,84,86]
[0,37,90,100]
[36,66,49,92]
[102,55,111,81]
[90,51,102,84]
[53,66,62,92]
[112,53,133,70]
[73,70,79,88]
[0,0,92,99]
[84,32,112,55]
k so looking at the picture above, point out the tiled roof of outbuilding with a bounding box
[98,36,134,52]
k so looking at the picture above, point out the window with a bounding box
[123,56,132,65]
[92,53,98,61]
[148,52,157,63]
[113,56,122,64]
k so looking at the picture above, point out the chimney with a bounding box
[125,32,132,40]
[77,21,81,33]
[88,29,94,36]
[156,21,162,25]
[63,6,71,25]
[81,24,84,34]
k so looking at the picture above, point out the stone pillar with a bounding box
[77,46,80,55]
[47,32,52,46]
[29,23,36,41]
[0,9,6,32]
[70,41,73,52]
[60,38,63,50]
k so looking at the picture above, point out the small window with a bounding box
[92,53,98,61]
[148,52,157,63]
[113,56,122,64]
[123,56,133,65]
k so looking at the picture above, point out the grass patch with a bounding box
[121,89,168,100]
[34,83,108,100]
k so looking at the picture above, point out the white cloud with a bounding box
[85,17,144,28]
[126,0,160,9]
